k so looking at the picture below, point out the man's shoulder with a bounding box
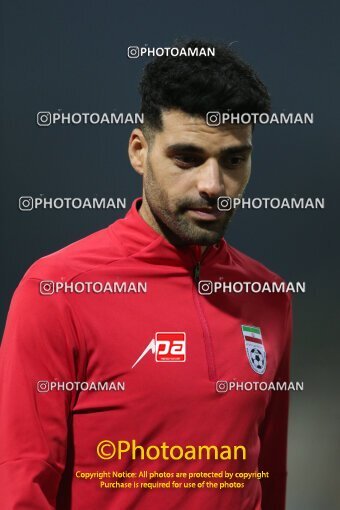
[226,242,286,285]
[23,222,122,283]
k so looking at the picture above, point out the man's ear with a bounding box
[128,128,148,176]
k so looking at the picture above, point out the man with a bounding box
[0,40,292,509]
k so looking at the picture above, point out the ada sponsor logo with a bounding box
[132,332,186,368]
[242,325,266,375]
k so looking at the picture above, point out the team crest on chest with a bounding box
[241,325,266,375]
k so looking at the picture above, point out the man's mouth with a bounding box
[186,207,224,221]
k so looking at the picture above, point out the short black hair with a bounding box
[139,39,271,138]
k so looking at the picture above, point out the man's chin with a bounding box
[175,219,228,246]
[152,207,231,246]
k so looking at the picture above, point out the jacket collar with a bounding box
[109,197,229,270]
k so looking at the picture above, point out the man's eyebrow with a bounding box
[166,144,205,154]
[165,143,253,155]
[221,143,253,154]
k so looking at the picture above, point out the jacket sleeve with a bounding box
[0,277,85,509]
[258,295,293,510]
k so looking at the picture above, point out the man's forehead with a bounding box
[159,109,253,149]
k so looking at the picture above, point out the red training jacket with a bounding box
[0,197,292,509]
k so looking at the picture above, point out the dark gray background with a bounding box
[1,1,339,508]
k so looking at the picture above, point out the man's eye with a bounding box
[231,156,244,164]
[223,155,246,168]
[174,155,202,168]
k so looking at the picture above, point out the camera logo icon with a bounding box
[216,380,228,393]
[37,381,49,392]
[206,111,221,126]
[198,280,213,295]
[40,281,55,295]
[37,111,52,126]
[19,196,34,211]
[217,196,233,211]
[127,46,139,58]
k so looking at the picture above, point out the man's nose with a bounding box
[196,159,224,197]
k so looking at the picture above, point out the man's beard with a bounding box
[143,160,235,246]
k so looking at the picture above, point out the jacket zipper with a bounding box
[192,249,217,382]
